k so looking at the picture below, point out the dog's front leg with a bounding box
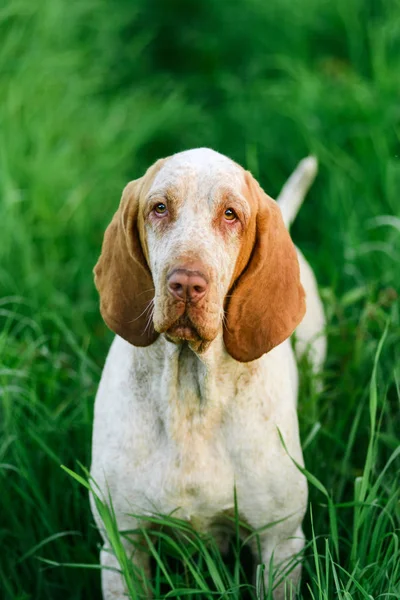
[100,539,152,600]
[258,526,305,599]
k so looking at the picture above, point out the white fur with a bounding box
[146,148,249,343]
[277,156,318,229]
[90,149,326,599]
[276,157,327,377]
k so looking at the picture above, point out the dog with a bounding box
[90,148,326,599]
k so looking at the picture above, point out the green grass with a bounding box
[0,0,399,598]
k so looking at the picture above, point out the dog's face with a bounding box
[143,150,250,352]
[94,148,305,362]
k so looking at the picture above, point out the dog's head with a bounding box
[94,148,305,362]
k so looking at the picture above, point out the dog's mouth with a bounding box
[165,314,201,343]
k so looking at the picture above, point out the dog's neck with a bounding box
[139,332,253,444]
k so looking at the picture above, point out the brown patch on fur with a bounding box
[223,171,306,362]
[93,160,165,346]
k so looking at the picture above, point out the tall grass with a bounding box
[0,0,399,598]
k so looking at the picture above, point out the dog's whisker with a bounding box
[144,313,154,335]
[137,287,156,298]
[128,298,154,324]
[143,303,155,335]
[144,298,155,315]
[221,309,232,335]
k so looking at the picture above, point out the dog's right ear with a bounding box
[93,177,159,347]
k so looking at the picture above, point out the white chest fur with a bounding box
[91,335,307,533]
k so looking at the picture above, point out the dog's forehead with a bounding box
[150,148,244,195]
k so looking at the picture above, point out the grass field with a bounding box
[0,0,399,598]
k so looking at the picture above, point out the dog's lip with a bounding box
[165,316,201,342]
[167,326,199,341]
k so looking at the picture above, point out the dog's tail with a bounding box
[277,156,318,229]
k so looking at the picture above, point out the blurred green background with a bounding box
[0,0,399,598]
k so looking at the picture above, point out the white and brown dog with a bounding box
[90,148,326,599]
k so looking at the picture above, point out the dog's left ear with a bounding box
[224,172,306,362]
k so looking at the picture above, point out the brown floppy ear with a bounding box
[93,178,159,347]
[224,172,305,362]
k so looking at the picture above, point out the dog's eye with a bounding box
[224,208,237,221]
[154,203,167,215]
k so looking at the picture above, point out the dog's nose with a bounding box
[167,267,209,304]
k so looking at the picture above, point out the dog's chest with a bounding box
[134,350,240,521]
[92,338,303,530]
[156,431,235,525]
[131,345,298,525]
